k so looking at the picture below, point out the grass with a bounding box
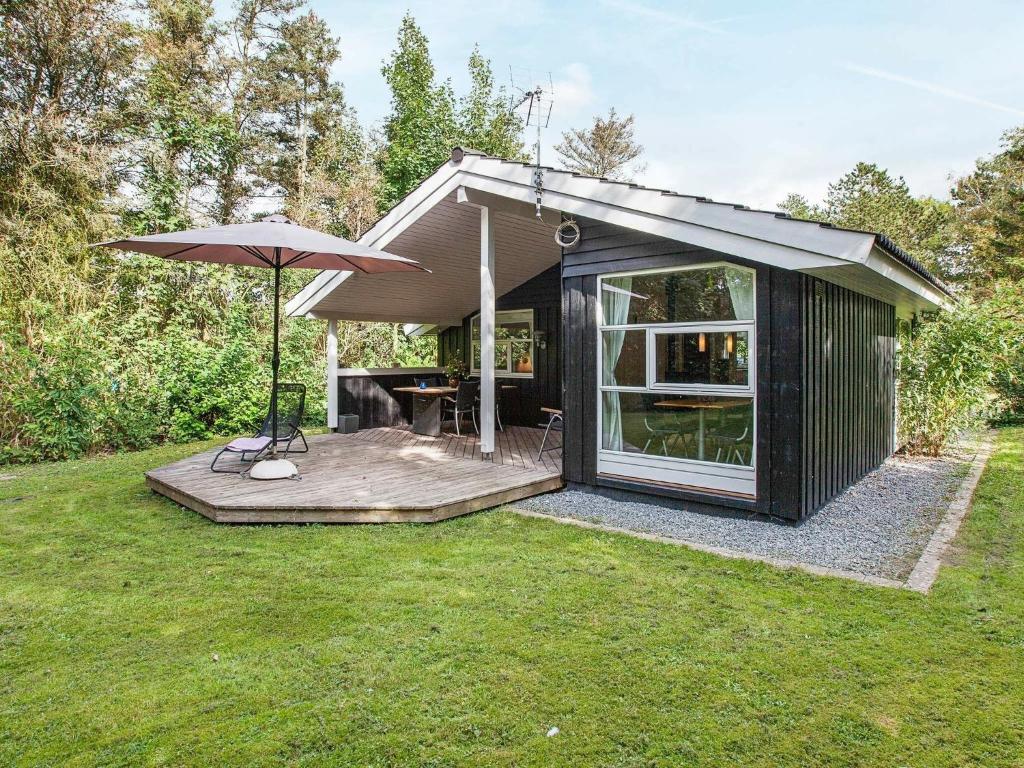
[1,430,1023,767]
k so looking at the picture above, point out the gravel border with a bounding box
[513,438,988,585]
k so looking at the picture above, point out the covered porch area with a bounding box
[146,426,562,524]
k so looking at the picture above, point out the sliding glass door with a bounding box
[597,263,756,495]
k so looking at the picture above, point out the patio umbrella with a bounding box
[96,214,428,480]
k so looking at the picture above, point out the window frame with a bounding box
[646,322,754,394]
[470,309,535,379]
[595,262,758,494]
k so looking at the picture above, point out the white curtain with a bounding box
[725,268,755,320]
[601,278,632,451]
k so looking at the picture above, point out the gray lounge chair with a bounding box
[210,383,308,473]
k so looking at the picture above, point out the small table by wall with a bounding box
[653,397,750,461]
[393,386,457,436]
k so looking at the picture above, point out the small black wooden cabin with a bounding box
[288,148,948,521]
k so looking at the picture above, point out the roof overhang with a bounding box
[287,150,951,322]
[287,186,562,324]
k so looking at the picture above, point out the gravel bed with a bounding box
[514,451,973,581]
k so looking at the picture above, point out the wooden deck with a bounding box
[145,425,563,524]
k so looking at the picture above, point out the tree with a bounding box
[554,108,644,180]
[458,46,524,160]
[950,126,1024,287]
[377,16,528,209]
[257,10,362,232]
[0,0,136,346]
[777,193,816,221]
[340,159,382,239]
[213,0,302,224]
[377,13,456,209]
[0,0,136,201]
[127,0,234,234]
[778,163,953,277]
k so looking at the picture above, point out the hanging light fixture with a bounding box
[726,332,735,354]
[698,332,706,353]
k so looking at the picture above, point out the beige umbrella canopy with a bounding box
[96,215,429,479]
[97,214,426,273]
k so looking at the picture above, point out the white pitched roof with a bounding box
[287,149,949,321]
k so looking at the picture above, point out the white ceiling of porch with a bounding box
[303,191,560,324]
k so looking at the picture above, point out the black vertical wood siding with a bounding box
[560,217,898,520]
[560,273,598,483]
[438,264,563,427]
[800,275,896,516]
[763,268,805,518]
[336,370,443,428]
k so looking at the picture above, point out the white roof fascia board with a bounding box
[457,173,848,271]
[864,247,951,309]
[456,156,875,263]
[456,185,563,226]
[361,162,464,245]
[288,153,945,317]
[402,323,442,337]
[287,269,355,317]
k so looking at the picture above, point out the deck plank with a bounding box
[145,428,563,524]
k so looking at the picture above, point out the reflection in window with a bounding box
[471,309,534,377]
[601,392,754,466]
[598,264,756,473]
[654,330,749,387]
[602,266,754,324]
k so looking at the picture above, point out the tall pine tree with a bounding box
[258,9,362,233]
[129,0,233,233]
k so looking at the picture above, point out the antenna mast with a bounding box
[509,68,554,218]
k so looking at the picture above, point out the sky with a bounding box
[217,0,1024,210]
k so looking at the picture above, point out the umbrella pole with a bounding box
[270,248,281,456]
[249,247,295,480]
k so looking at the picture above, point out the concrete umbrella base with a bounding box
[249,458,299,480]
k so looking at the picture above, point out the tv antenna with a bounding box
[509,68,554,218]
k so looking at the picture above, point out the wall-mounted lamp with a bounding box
[535,330,547,350]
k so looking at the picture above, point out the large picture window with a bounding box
[471,309,535,378]
[597,264,756,496]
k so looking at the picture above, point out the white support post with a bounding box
[479,206,496,455]
[326,318,338,431]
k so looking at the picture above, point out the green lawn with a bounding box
[1,431,1023,767]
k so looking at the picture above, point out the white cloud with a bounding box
[844,62,1024,118]
[550,63,595,119]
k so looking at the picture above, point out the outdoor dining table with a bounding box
[652,397,751,461]
[393,386,458,436]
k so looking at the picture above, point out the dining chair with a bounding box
[536,407,563,460]
[441,380,479,436]
[476,387,505,431]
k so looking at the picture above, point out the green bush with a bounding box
[1,320,104,463]
[986,282,1024,423]
[897,300,1010,455]
[0,296,434,464]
